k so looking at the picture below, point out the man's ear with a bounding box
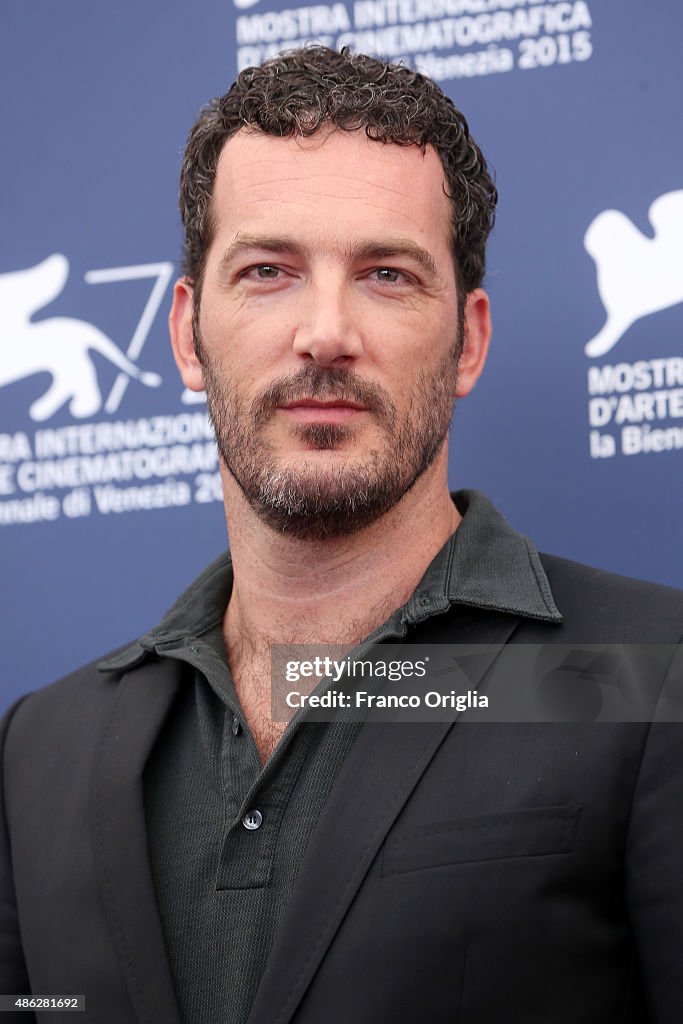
[169,278,205,392]
[455,288,491,398]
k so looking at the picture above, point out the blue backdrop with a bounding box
[2,0,682,710]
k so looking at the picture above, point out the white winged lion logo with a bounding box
[584,189,683,358]
[0,254,162,421]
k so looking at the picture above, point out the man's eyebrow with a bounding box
[217,236,306,275]
[217,235,440,277]
[346,240,440,276]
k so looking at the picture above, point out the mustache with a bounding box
[252,364,396,425]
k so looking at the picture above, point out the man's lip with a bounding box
[279,399,367,411]
[277,399,369,425]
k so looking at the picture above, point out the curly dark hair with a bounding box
[179,46,497,301]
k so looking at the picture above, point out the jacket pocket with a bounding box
[381,804,582,876]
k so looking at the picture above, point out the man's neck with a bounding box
[221,455,461,657]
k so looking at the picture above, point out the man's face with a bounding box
[173,127,488,539]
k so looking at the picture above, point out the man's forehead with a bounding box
[209,128,454,262]
[214,126,447,192]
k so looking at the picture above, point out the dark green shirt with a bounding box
[141,490,561,1024]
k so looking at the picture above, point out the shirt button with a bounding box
[242,809,263,831]
[232,716,242,737]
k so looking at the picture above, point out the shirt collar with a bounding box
[99,489,561,673]
[404,489,562,625]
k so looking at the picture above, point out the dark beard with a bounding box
[195,324,462,541]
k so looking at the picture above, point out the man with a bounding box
[1,46,682,1024]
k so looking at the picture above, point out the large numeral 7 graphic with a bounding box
[85,261,175,414]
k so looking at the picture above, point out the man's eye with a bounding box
[253,265,280,280]
[374,268,403,284]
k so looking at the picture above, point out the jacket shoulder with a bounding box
[1,640,159,757]
[539,553,683,642]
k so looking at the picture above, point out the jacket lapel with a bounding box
[92,657,183,1024]
[248,610,520,1024]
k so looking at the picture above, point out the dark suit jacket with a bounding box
[1,554,683,1024]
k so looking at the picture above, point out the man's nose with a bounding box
[292,277,364,367]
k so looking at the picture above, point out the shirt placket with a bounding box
[215,723,315,891]
[154,635,318,892]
